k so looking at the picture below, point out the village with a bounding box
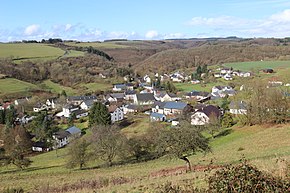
[1,65,287,153]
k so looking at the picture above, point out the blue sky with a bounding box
[1,0,290,42]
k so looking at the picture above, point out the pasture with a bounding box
[0,78,38,95]
[174,82,216,92]
[0,123,289,192]
[0,43,65,61]
[223,60,290,71]
[41,80,77,96]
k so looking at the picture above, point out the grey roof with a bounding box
[125,90,137,95]
[187,91,210,97]
[229,101,247,110]
[136,93,156,102]
[66,126,81,135]
[54,130,70,140]
[153,101,166,108]
[150,112,166,119]
[82,99,95,107]
[64,104,79,109]
[73,109,87,116]
[110,93,125,99]
[164,101,187,110]
[126,104,139,110]
[114,84,127,89]
[68,95,97,101]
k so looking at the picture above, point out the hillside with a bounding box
[0,124,289,192]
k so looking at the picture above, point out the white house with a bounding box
[67,95,97,105]
[229,101,247,115]
[33,103,50,112]
[154,92,180,102]
[123,104,138,114]
[46,98,57,109]
[108,105,124,123]
[124,90,137,101]
[52,126,81,149]
[163,101,188,115]
[112,84,127,92]
[211,86,235,98]
[152,101,166,114]
[62,104,79,118]
[133,93,156,105]
[80,100,95,110]
[223,73,233,81]
[143,75,151,83]
[191,105,221,125]
[150,112,166,122]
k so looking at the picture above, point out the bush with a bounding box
[2,188,24,193]
[208,161,290,192]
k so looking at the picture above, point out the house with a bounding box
[108,105,124,123]
[105,93,125,103]
[67,95,97,105]
[46,98,57,109]
[211,86,235,98]
[15,115,35,125]
[80,100,95,110]
[220,68,232,74]
[154,92,180,102]
[14,97,30,106]
[66,126,82,137]
[143,75,151,83]
[163,101,189,115]
[73,109,89,119]
[33,103,50,112]
[223,73,233,81]
[124,90,137,101]
[152,101,166,114]
[133,93,156,105]
[0,102,12,110]
[214,73,222,78]
[52,130,70,148]
[112,84,127,92]
[125,83,135,90]
[123,104,139,114]
[263,69,274,73]
[150,112,166,122]
[229,101,247,115]
[191,105,221,125]
[61,104,79,118]
[185,91,211,101]
[32,141,51,152]
[52,126,82,149]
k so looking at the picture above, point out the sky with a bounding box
[1,0,290,42]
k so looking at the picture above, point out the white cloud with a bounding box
[187,9,290,37]
[145,30,159,39]
[65,24,72,31]
[163,33,186,39]
[24,24,40,36]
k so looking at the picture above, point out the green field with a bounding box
[80,82,112,92]
[41,80,77,96]
[0,78,38,95]
[0,43,65,61]
[174,82,216,92]
[223,60,290,71]
[0,123,289,192]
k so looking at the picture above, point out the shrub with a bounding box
[208,161,290,192]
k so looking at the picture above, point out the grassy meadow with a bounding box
[174,82,217,92]
[41,80,77,96]
[0,78,39,95]
[223,60,290,71]
[0,43,65,61]
[0,123,289,192]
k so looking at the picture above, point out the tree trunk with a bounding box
[180,156,191,172]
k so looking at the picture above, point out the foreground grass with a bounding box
[0,124,289,192]
[0,78,39,95]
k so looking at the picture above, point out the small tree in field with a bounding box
[205,113,221,138]
[155,121,210,171]
[91,125,128,167]
[66,138,90,169]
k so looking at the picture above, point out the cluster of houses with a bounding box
[213,67,252,81]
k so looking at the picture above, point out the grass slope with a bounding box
[42,80,77,96]
[0,43,65,61]
[64,42,129,49]
[0,78,38,95]
[223,60,290,71]
[0,124,289,192]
